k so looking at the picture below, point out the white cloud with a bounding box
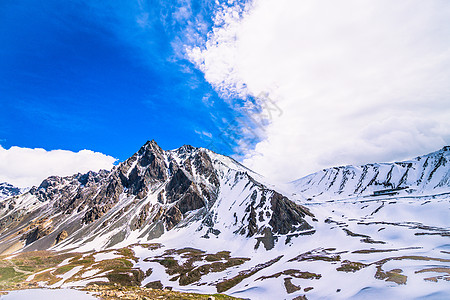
[0,146,117,188]
[187,0,450,182]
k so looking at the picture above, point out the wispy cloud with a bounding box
[186,0,450,182]
[195,130,213,139]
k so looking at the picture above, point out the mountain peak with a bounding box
[177,144,196,152]
[0,140,314,254]
[137,139,163,155]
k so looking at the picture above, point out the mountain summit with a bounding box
[0,140,313,254]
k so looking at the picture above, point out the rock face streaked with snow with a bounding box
[0,182,24,201]
[0,140,313,254]
[292,146,450,200]
[0,142,449,300]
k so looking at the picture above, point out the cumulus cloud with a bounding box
[0,145,117,188]
[187,0,450,182]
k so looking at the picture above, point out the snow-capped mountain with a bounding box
[0,143,449,300]
[0,182,24,201]
[0,140,313,254]
[291,146,450,201]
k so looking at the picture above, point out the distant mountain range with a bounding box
[293,146,450,200]
[0,142,449,299]
[0,182,26,201]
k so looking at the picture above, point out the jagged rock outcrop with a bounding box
[22,225,52,245]
[0,140,314,253]
[269,192,313,234]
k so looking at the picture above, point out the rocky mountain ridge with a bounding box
[0,140,313,254]
[291,146,450,200]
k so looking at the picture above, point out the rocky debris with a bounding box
[83,205,109,224]
[0,211,24,232]
[55,230,68,244]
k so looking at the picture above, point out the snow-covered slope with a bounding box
[291,146,450,201]
[0,143,449,300]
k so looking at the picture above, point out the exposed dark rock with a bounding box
[177,190,205,214]
[23,226,52,245]
[116,140,168,199]
[165,169,206,214]
[0,211,23,231]
[193,151,219,187]
[164,205,182,230]
[166,169,192,203]
[145,280,163,289]
[0,139,318,253]
[182,158,193,175]
[255,227,277,250]
[157,190,164,204]
[55,230,68,244]
[0,182,22,200]
[131,203,150,230]
[284,277,301,294]
[247,205,258,237]
[293,296,308,300]
[151,206,165,222]
[269,192,313,235]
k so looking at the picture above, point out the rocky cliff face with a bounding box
[0,140,314,254]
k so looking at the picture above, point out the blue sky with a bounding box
[1,0,449,187]
[0,0,248,161]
